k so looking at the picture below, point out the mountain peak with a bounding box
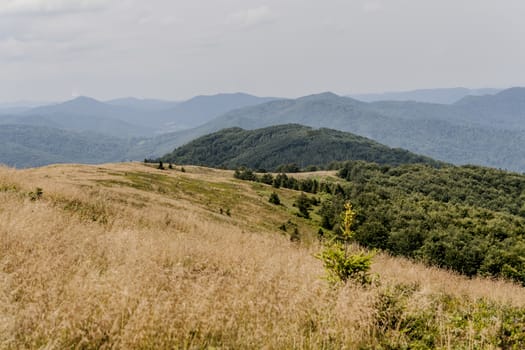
[65,96,103,106]
[298,92,340,101]
[495,87,525,99]
[455,86,525,105]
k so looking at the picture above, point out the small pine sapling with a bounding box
[316,202,375,285]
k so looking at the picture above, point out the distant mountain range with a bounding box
[350,87,501,104]
[105,97,179,112]
[0,93,277,137]
[149,88,525,171]
[158,124,440,171]
[2,87,525,171]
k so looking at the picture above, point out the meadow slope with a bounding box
[1,163,525,349]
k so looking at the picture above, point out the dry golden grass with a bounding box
[1,163,524,349]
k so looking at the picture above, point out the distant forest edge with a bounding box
[233,160,525,285]
[156,124,442,171]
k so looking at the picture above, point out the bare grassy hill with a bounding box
[1,163,524,348]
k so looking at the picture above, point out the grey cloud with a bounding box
[227,6,276,28]
[0,0,524,102]
[0,0,109,16]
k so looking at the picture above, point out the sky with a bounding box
[0,0,524,102]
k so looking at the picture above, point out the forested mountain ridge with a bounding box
[156,88,525,172]
[2,88,525,170]
[158,124,441,171]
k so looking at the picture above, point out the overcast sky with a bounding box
[1,0,524,102]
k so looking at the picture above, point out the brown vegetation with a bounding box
[1,163,524,349]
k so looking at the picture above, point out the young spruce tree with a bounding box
[317,202,375,285]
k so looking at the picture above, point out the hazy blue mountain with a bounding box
[179,92,389,138]
[154,92,278,132]
[26,96,127,117]
[4,93,279,137]
[159,124,440,170]
[125,92,389,158]
[0,124,131,168]
[364,88,525,130]
[451,87,525,129]
[16,96,152,137]
[0,101,51,114]
[351,87,500,104]
[105,97,179,111]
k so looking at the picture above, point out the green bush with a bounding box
[317,202,375,285]
[269,192,280,205]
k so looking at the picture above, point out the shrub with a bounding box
[294,193,311,218]
[260,173,274,185]
[269,192,280,205]
[316,202,375,285]
[234,167,257,181]
[29,187,43,201]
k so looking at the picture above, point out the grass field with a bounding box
[1,162,524,349]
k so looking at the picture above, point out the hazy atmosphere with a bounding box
[1,0,525,102]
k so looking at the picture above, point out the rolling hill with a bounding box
[158,124,440,170]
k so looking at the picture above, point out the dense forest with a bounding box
[235,161,525,285]
[157,124,441,170]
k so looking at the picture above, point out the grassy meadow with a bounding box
[1,162,525,349]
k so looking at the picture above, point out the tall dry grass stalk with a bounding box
[1,163,524,349]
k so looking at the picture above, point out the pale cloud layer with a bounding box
[363,0,384,13]
[228,6,275,27]
[0,0,107,15]
[0,0,524,102]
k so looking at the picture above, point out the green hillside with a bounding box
[158,124,440,170]
[234,160,525,284]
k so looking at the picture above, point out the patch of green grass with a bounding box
[0,183,19,193]
[55,197,112,224]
